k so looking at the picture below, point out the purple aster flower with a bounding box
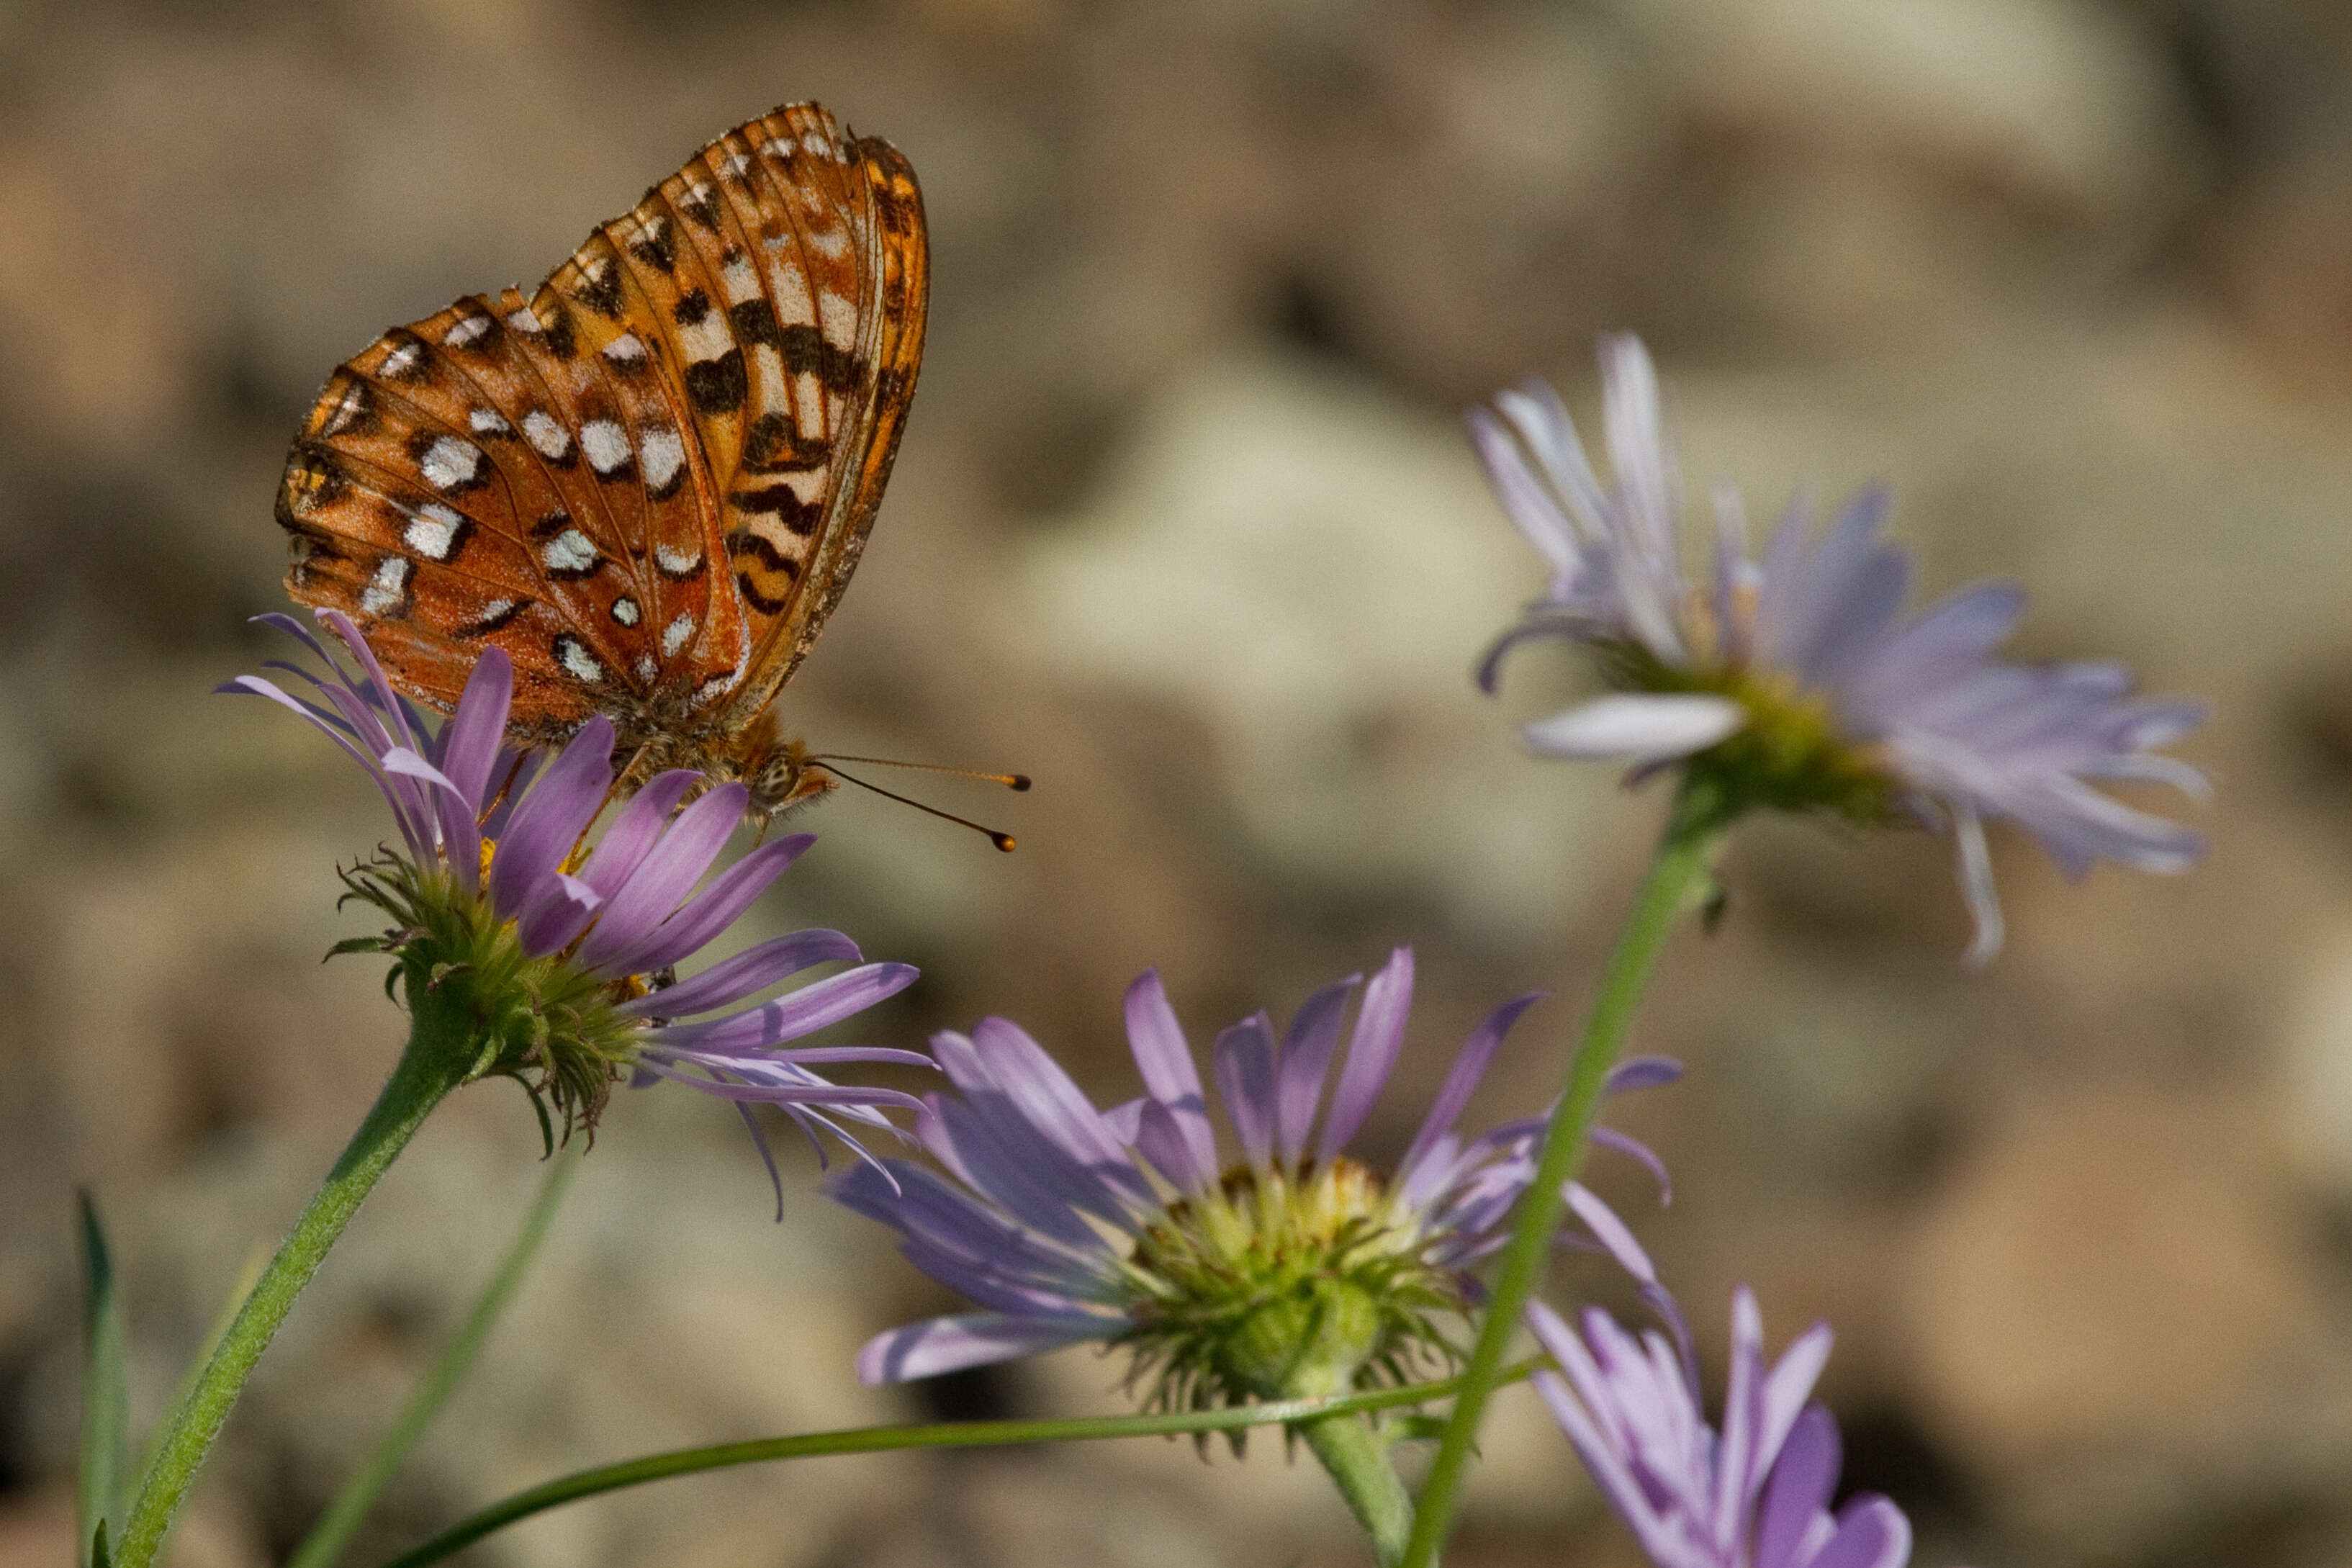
[832,947,1677,1412]
[225,610,924,1173]
[1472,334,2206,962]
[1526,1280,1913,1568]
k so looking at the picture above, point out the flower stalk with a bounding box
[1299,1410,1414,1567]
[1400,777,1734,1568]
[1242,1275,1416,1564]
[114,952,503,1568]
[286,1139,583,1568]
[369,1361,1547,1568]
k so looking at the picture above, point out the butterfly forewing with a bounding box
[278,101,927,762]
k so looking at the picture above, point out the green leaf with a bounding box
[77,1192,130,1568]
[521,1083,555,1161]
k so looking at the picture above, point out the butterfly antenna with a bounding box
[812,762,1019,852]
[808,754,1031,793]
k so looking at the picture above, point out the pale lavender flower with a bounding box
[1473,335,2206,962]
[1527,1279,1913,1568]
[226,610,923,1174]
[832,947,1677,1407]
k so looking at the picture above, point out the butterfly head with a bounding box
[742,734,839,826]
[722,726,1029,850]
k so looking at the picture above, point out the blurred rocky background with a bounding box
[1,0,2350,1563]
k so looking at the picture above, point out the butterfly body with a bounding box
[277,102,927,820]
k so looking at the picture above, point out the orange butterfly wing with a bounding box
[277,102,927,755]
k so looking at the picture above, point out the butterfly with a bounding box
[276,101,927,822]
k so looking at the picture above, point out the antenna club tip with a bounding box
[1007,775,1032,792]
[991,834,1017,852]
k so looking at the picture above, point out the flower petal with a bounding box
[1211,1014,1279,1167]
[855,1312,1113,1384]
[640,962,919,1053]
[1397,990,1541,1182]
[578,770,701,897]
[1497,378,1611,540]
[833,1155,1060,1276]
[1951,801,2004,968]
[317,610,420,752]
[1754,1407,1842,1568]
[1843,581,2024,721]
[479,748,541,840]
[1523,694,1744,761]
[1597,334,1687,662]
[637,1065,922,1112]
[970,1016,1140,1182]
[1101,1097,1146,1144]
[1123,970,1217,1186]
[1276,974,1356,1167]
[572,783,747,971]
[1767,485,1898,683]
[1713,1284,1770,1547]
[1526,1304,1690,1567]
[1564,1181,1656,1286]
[918,1083,1122,1251]
[617,927,863,1018]
[1756,1312,1837,1486]
[928,1029,1140,1230]
[590,832,818,977]
[1468,403,1582,581]
[1588,1126,1672,1205]
[1804,1496,1912,1568]
[489,717,615,919]
[437,648,513,820]
[515,872,603,958]
[1603,1055,1684,1095]
[1131,1096,1209,1191]
[1476,612,1591,695]
[222,673,431,857]
[1317,947,1413,1163]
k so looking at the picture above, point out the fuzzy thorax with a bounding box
[618,714,839,826]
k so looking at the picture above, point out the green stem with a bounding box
[133,1245,271,1493]
[114,979,478,1568]
[1299,1413,1412,1567]
[372,1360,1549,1568]
[1399,779,1733,1568]
[287,1142,582,1568]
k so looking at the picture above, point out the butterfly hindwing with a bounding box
[724,109,929,721]
[744,130,929,718]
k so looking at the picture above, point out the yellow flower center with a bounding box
[1597,621,1905,824]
